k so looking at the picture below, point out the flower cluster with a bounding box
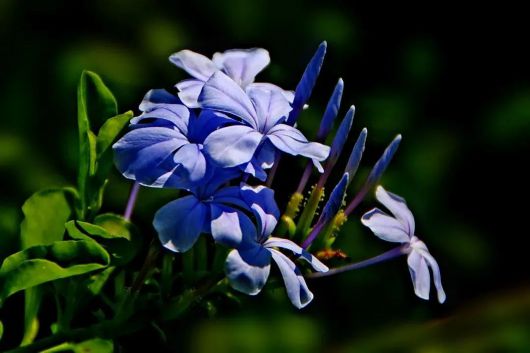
[113,42,445,308]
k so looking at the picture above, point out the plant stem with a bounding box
[123,182,140,221]
[308,245,406,278]
[5,276,225,353]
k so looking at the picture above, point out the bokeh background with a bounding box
[1,1,529,352]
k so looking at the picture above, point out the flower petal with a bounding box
[153,195,208,252]
[176,79,205,108]
[361,208,410,243]
[287,41,327,125]
[203,125,263,167]
[212,48,270,87]
[246,85,292,131]
[199,71,259,128]
[375,186,415,236]
[169,50,217,81]
[240,184,280,238]
[267,124,330,164]
[247,82,294,103]
[132,105,190,135]
[210,205,256,247]
[264,237,328,272]
[112,127,187,186]
[139,89,181,111]
[225,246,272,295]
[418,249,446,303]
[172,143,208,183]
[407,250,431,301]
[269,249,314,309]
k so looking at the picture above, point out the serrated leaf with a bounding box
[0,240,110,305]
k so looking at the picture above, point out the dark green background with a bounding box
[1,1,529,352]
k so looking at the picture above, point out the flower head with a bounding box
[361,186,446,303]
[225,205,328,309]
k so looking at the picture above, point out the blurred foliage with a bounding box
[0,0,528,352]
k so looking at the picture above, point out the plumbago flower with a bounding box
[198,72,330,178]
[170,48,292,108]
[113,89,232,188]
[153,173,277,252]
[109,42,445,310]
[361,186,446,303]
[225,198,328,308]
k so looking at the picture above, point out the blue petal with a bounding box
[246,85,292,132]
[316,78,344,140]
[131,105,190,135]
[264,237,328,272]
[361,208,410,243]
[203,125,263,167]
[210,205,257,247]
[199,71,259,129]
[266,124,330,168]
[247,82,294,103]
[175,79,204,108]
[225,246,272,295]
[212,185,250,211]
[188,110,234,143]
[343,128,367,183]
[139,89,180,111]
[169,49,217,81]
[375,186,415,236]
[365,134,402,187]
[287,41,327,125]
[153,195,208,252]
[113,127,187,187]
[327,106,355,168]
[240,184,280,238]
[212,48,270,87]
[172,143,208,183]
[269,249,314,309]
[318,172,349,226]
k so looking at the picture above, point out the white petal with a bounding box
[375,186,415,236]
[361,208,410,243]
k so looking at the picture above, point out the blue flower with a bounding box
[225,205,328,309]
[170,48,292,108]
[198,71,330,177]
[361,186,446,303]
[113,89,232,189]
[153,178,279,253]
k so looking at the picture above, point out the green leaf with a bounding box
[41,338,114,353]
[19,188,77,345]
[0,320,3,341]
[65,213,142,266]
[96,110,133,160]
[20,188,77,249]
[0,240,110,305]
[77,70,118,218]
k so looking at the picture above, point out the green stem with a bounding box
[5,276,225,353]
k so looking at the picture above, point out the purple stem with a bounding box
[343,185,369,217]
[296,162,313,193]
[308,245,407,278]
[301,221,325,249]
[124,182,141,221]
